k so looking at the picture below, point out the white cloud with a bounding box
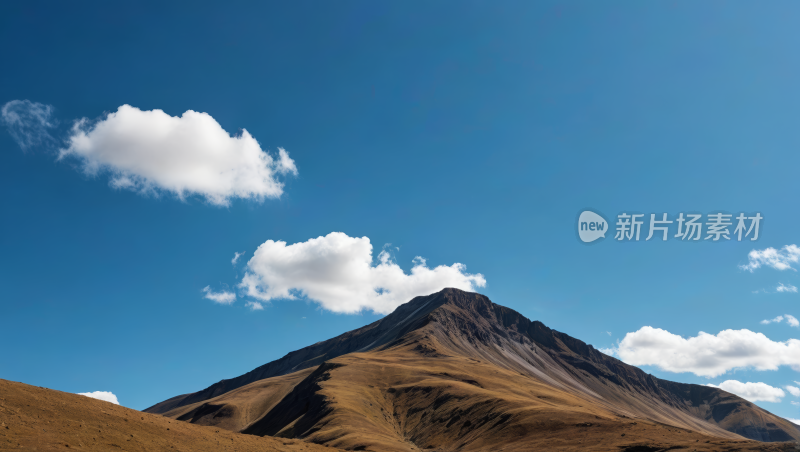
[740,245,800,272]
[239,232,486,314]
[77,391,119,405]
[1,100,56,150]
[232,251,245,266]
[787,417,800,424]
[59,105,296,206]
[706,380,784,403]
[616,326,800,377]
[606,331,612,336]
[792,402,800,407]
[245,301,264,311]
[777,283,798,293]
[599,347,617,356]
[786,385,800,397]
[760,314,798,327]
[202,286,236,304]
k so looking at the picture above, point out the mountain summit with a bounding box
[146,289,800,451]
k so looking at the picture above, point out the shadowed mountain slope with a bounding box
[146,289,800,450]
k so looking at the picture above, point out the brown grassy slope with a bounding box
[0,379,343,452]
[163,368,316,432]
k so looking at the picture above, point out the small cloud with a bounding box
[761,315,784,325]
[777,283,798,293]
[759,314,798,327]
[202,286,236,304]
[606,331,612,336]
[792,402,800,407]
[1,100,57,150]
[706,380,784,403]
[246,301,264,311]
[276,147,298,176]
[232,251,245,266]
[740,245,800,272]
[786,385,800,397]
[787,417,800,424]
[599,347,618,356]
[78,391,119,405]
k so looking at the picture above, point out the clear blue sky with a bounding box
[2,0,800,420]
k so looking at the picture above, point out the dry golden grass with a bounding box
[0,378,343,452]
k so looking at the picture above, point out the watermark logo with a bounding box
[578,211,608,243]
[577,210,762,244]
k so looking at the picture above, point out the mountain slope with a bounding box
[146,288,800,449]
[0,378,343,452]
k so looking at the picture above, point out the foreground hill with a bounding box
[147,289,800,451]
[0,378,343,452]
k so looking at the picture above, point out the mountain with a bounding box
[0,378,344,452]
[145,288,800,451]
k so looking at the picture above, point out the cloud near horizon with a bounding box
[706,380,784,403]
[612,326,800,377]
[238,232,486,314]
[77,391,119,405]
[740,245,800,272]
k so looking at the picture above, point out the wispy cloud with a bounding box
[231,251,245,266]
[760,314,799,327]
[1,100,57,150]
[740,245,800,272]
[777,283,798,293]
[202,286,236,304]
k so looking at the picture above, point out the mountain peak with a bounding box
[146,289,800,446]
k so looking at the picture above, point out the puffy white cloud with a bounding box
[239,232,486,314]
[616,326,800,377]
[785,385,800,397]
[760,314,798,327]
[1,100,56,150]
[59,105,296,206]
[706,380,784,403]
[777,283,799,293]
[740,245,800,272]
[202,286,236,304]
[232,251,245,266]
[77,391,119,405]
[787,418,800,424]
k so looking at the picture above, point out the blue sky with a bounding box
[3,0,800,420]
